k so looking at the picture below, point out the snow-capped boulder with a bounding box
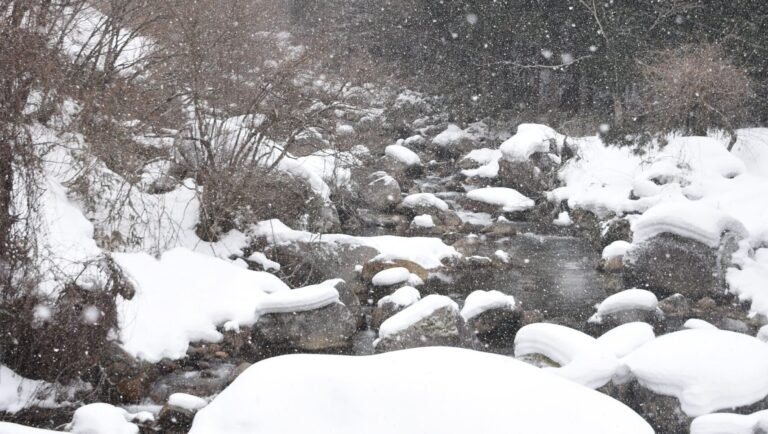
[360,171,402,211]
[625,202,745,298]
[514,323,619,389]
[430,124,479,157]
[460,148,502,179]
[371,286,421,330]
[385,143,421,167]
[68,403,139,434]
[620,329,768,417]
[599,240,632,273]
[253,280,357,352]
[464,187,535,214]
[461,290,522,346]
[691,410,768,434]
[500,124,565,162]
[398,193,449,214]
[588,289,662,331]
[188,347,654,434]
[374,295,474,353]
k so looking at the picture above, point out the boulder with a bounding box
[361,259,429,283]
[158,405,196,434]
[465,306,523,347]
[359,171,402,211]
[374,305,475,353]
[497,153,558,197]
[624,232,741,299]
[253,302,357,353]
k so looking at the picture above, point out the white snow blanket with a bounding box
[188,347,654,434]
[691,410,768,434]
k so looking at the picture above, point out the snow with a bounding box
[253,280,341,316]
[401,193,449,212]
[758,325,768,343]
[514,323,619,389]
[168,393,208,411]
[728,246,768,316]
[683,319,719,330]
[188,347,654,434]
[494,250,510,263]
[455,211,493,226]
[589,289,659,324]
[432,124,471,147]
[620,329,768,416]
[0,424,63,434]
[247,252,281,271]
[631,201,747,248]
[377,295,458,340]
[465,187,534,212]
[68,403,138,434]
[460,290,516,321]
[114,248,290,361]
[691,410,768,434]
[596,323,656,358]
[553,211,572,226]
[500,123,564,162]
[385,144,421,166]
[461,148,502,178]
[252,219,459,269]
[377,286,421,308]
[412,214,435,228]
[602,240,632,259]
[371,267,411,286]
[0,365,55,414]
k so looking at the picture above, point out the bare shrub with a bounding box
[640,44,754,148]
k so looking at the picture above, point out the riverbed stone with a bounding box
[374,306,476,353]
[253,302,357,353]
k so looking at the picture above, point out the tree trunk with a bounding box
[612,92,624,128]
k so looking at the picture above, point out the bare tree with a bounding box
[640,43,754,149]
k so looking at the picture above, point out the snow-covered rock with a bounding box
[465,187,534,213]
[375,295,472,352]
[589,289,659,324]
[400,193,449,212]
[460,148,502,179]
[188,347,654,434]
[500,123,564,162]
[620,329,768,416]
[385,144,421,167]
[371,267,411,287]
[254,280,341,316]
[252,219,459,269]
[460,290,516,321]
[377,286,421,309]
[411,214,435,228]
[632,201,747,248]
[360,171,402,211]
[691,410,768,434]
[168,393,208,411]
[69,403,139,434]
[683,318,719,330]
[432,124,470,148]
[514,323,619,389]
[602,240,632,259]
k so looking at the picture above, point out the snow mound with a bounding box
[461,148,501,178]
[596,323,656,358]
[691,410,768,434]
[252,219,459,269]
[385,144,421,166]
[188,347,654,434]
[0,423,63,433]
[114,248,290,362]
[728,247,768,316]
[683,319,718,330]
[589,289,659,324]
[0,365,56,414]
[378,295,458,340]
[247,252,280,271]
[377,286,421,308]
[465,187,534,212]
[500,123,564,162]
[460,290,516,321]
[514,323,619,389]
[602,240,632,259]
[621,329,768,416]
[401,193,449,212]
[69,403,138,434]
[412,214,435,228]
[632,201,747,248]
[432,124,471,147]
[371,268,411,287]
[168,393,208,411]
[254,280,341,316]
